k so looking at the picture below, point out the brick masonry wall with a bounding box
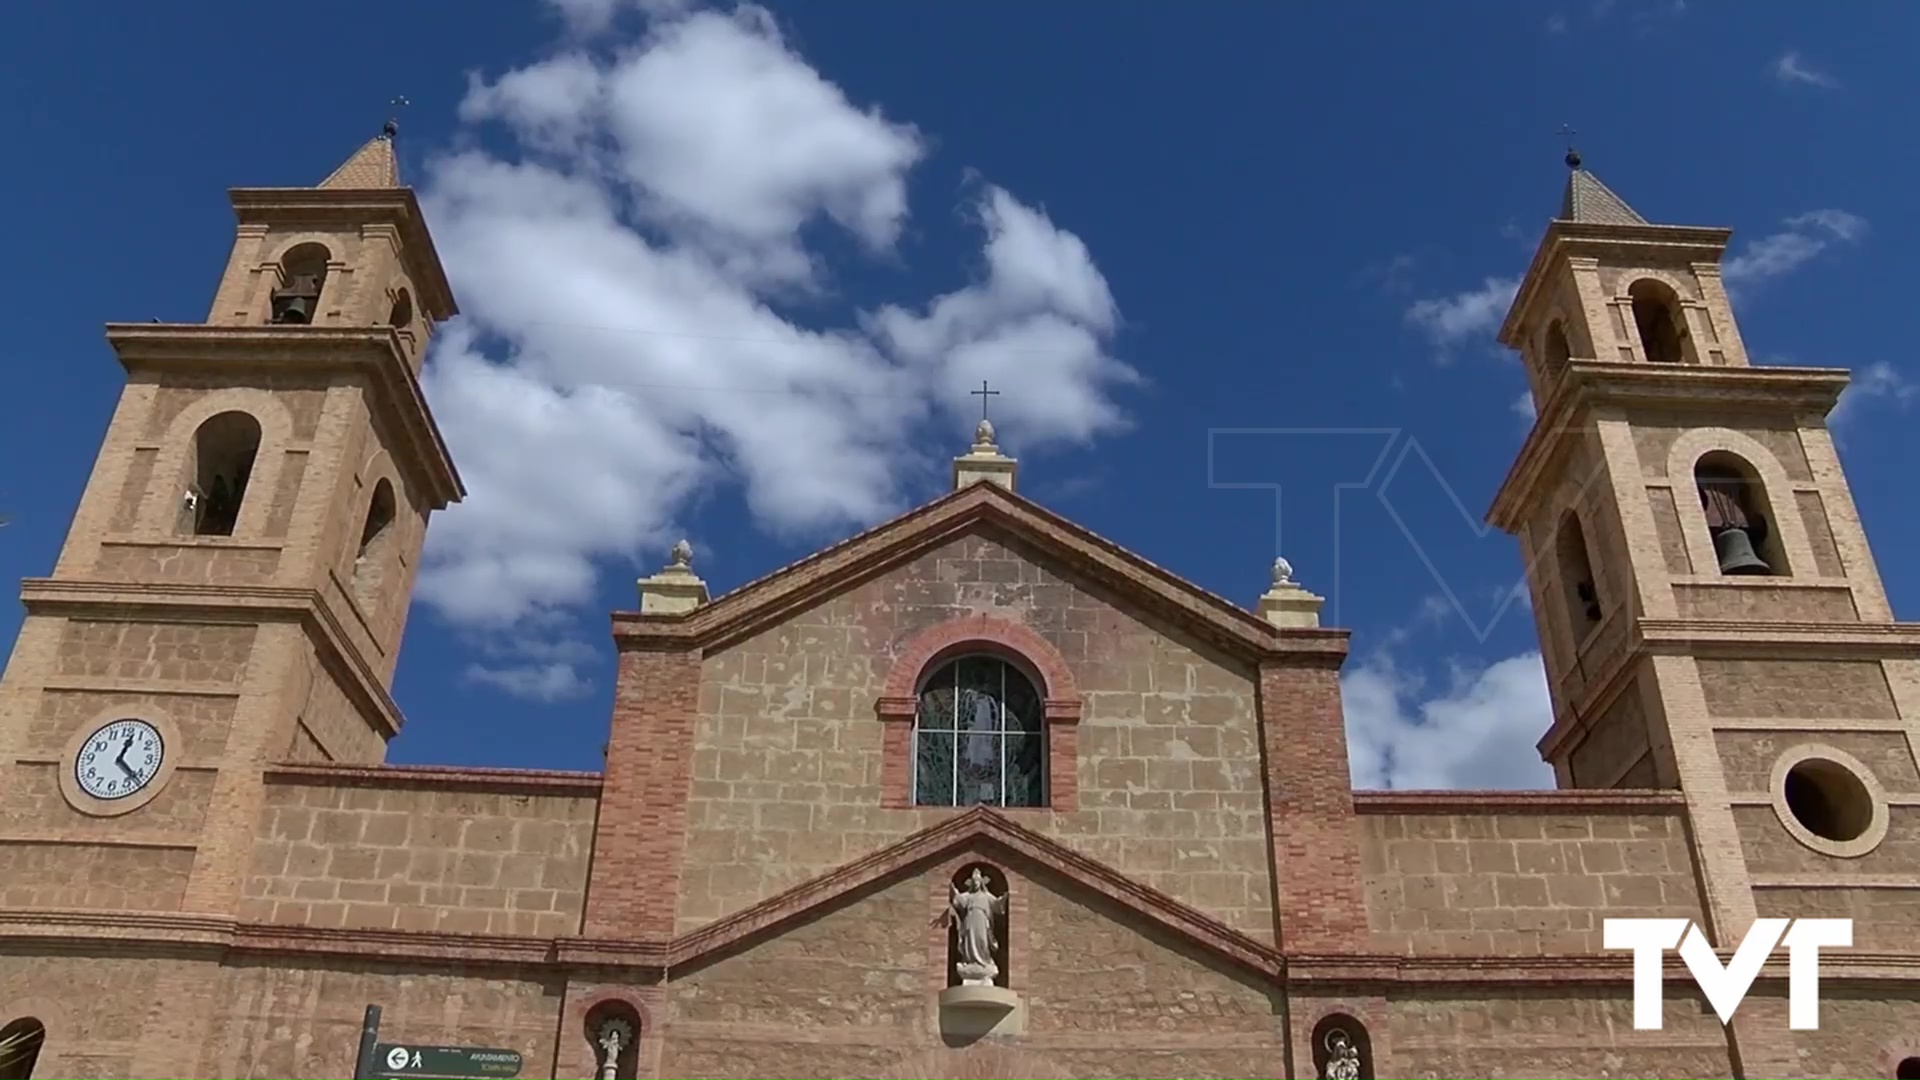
[1716,729,1918,793]
[0,843,194,909]
[1359,811,1702,955]
[1755,886,1920,951]
[662,861,1287,1079]
[240,776,595,935]
[1735,806,1920,877]
[677,530,1275,942]
[1386,988,1733,1078]
[1696,658,1898,719]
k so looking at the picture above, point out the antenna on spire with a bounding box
[1558,124,1582,171]
[384,96,411,139]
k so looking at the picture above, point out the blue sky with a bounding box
[2,0,1915,788]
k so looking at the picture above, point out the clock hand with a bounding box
[115,733,137,775]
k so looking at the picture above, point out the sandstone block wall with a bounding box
[240,770,597,936]
[663,861,1287,1079]
[677,531,1275,942]
[1359,807,1702,955]
[1387,988,1733,1078]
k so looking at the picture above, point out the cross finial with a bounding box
[969,379,1001,423]
[1558,124,1582,170]
[385,95,411,138]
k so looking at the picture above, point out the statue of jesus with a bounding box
[949,867,1007,986]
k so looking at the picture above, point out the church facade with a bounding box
[1,131,1918,1079]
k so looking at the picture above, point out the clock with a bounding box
[73,718,165,801]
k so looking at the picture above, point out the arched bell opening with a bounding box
[270,242,331,325]
[1694,450,1786,577]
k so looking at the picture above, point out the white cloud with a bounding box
[1405,276,1519,359]
[415,3,1136,679]
[1723,209,1867,288]
[1512,390,1536,422]
[1831,361,1917,430]
[1343,650,1555,790]
[464,661,594,702]
[1771,51,1838,89]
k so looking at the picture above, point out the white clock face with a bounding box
[74,719,165,801]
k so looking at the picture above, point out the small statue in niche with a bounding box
[1321,1028,1361,1080]
[594,1017,633,1080]
[948,867,1008,986]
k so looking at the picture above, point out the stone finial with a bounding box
[1256,555,1324,629]
[638,539,708,614]
[953,422,1017,492]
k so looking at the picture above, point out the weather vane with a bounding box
[1558,123,1582,169]
[385,95,411,138]
[969,379,1001,423]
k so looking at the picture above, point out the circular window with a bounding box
[1770,746,1888,858]
[1783,758,1872,842]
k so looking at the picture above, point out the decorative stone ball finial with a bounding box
[1272,557,1294,586]
[669,539,693,568]
[975,418,996,446]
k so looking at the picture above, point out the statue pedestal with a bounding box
[937,985,1024,1037]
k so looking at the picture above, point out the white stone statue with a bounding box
[595,1017,633,1080]
[948,867,1007,985]
[1322,1029,1361,1080]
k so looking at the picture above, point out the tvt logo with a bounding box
[1603,917,1852,1030]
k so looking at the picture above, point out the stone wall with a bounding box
[677,530,1275,942]
[662,860,1286,1079]
[240,769,597,936]
[1696,658,1897,720]
[1358,803,1702,955]
[1387,988,1732,1078]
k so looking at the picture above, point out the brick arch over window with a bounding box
[877,615,1082,811]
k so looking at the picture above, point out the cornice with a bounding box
[227,187,457,320]
[1352,789,1686,815]
[611,483,1349,666]
[17,578,406,739]
[1636,618,1920,656]
[105,323,464,510]
[263,761,604,797]
[1487,361,1852,531]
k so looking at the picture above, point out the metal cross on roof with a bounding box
[969,379,1001,423]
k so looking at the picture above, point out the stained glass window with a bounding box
[911,656,1045,808]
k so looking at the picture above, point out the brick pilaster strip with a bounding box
[1257,654,1370,954]
[583,644,702,940]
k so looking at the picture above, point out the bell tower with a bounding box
[0,124,463,915]
[1487,150,1920,1068]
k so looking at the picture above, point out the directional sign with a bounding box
[372,1044,523,1079]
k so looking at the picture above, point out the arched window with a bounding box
[1629,279,1687,365]
[270,243,331,325]
[387,287,413,330]
[1541,319,1572,376]
[351,479,397,608]
[1311,1013,1373,1080]
[0,1017,46,1080]
[1695,451,1784,576]
[912,656,1045,808]
[1555,510,1602,635]
[1896,1056,1920,1079]
[184,411,262,537]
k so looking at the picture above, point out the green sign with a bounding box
[372,1044,523,1079]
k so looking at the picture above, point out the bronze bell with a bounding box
[1713,527,1771,575]
[270,274,322,325]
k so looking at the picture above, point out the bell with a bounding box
[271,295,312,324]
[270,273,322,325]
[1713,527,1770,576]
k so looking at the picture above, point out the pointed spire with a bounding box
[1557,147,1646,226]
[319,124,401,189]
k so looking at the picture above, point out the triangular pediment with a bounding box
[614,482,1344,662]
[667,807,1281,981]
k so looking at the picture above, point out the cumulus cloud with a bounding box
[1405,276,1519,359]
[1771,51,1838,90]
[414,3,1136,693]
[1723,209,1867,288]
[1342,650,1555,790]
[1831,361,1917,431]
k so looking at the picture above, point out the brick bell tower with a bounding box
[1488,149,1920,1073]
[0,122,462,916]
